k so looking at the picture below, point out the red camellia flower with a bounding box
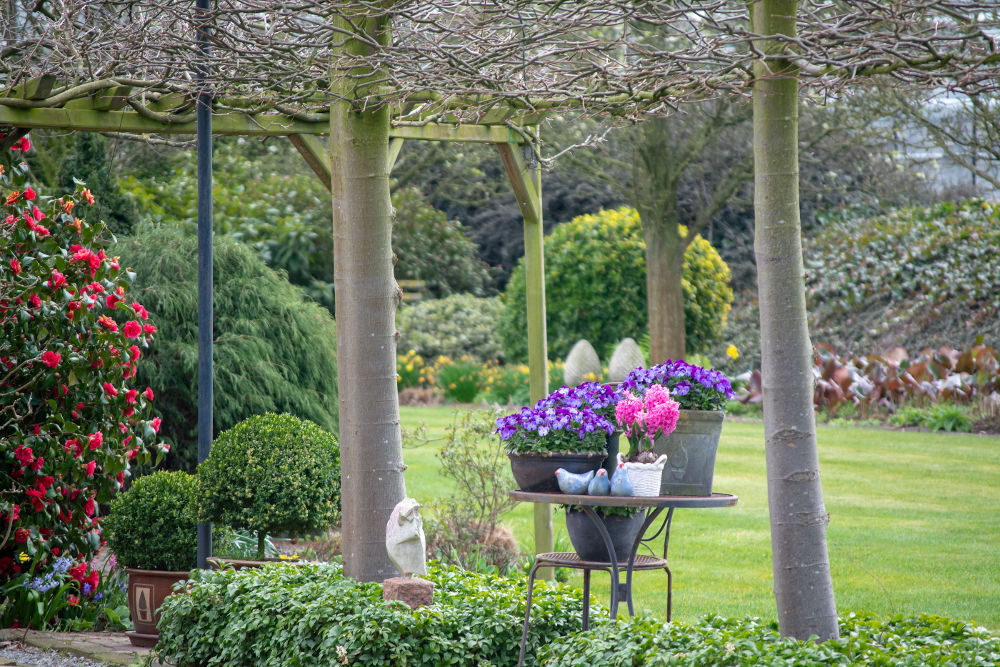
[15,136,31,152]
[32,205,45,221]
[125,389,138,404]
[150,417,162,433]
[14,445,33,466]
[48,269,66,290]
[123,320,142,339]
[84,460,97,477]
[143,387,154,401]
[129,345,141,362]
[105,294,120,309]
[87,431,103,450]
[97,315,117,331]
[29,293,41,309]
[14,529,29,543]
[102,382,118,397]
[64,439,83,458]
[143,323,156,334]
[130,302,148,320]
[23,187,35,200]
[83,497,95,517]
[4,191,20,205]
[9,258,21,274]
[82,188,95,205]
[40,350,61,368]
[69,563,87,582]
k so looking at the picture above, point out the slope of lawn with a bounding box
[400,406,1000,632]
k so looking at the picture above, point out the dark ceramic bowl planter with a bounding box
[508,451,605,493]
[125,568,189,647]
[565,508,645,562]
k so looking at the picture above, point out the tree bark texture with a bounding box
[331,14,406,582]
[753,0,839,641]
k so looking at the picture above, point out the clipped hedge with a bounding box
[499,207,732,364]
[104,471,199,572]
[539,613,1000,667]
[396,294,504,363]
[155,561,584,667]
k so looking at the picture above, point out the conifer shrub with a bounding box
[499,207,732,364]
[197,413,341,560]
[1,143,167,588]
[104,471,199,571]
[115,225,339,468]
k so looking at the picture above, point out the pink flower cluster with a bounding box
[614,384,681,445]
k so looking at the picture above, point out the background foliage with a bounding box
[396,294,504,363]
[116,225,339,469]
[499,207,732,364]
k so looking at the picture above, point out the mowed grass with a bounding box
[400,406,1000,632]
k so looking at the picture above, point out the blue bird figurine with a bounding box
[610,461,634,497]
[587,468,611,496]
[555,468,594,495]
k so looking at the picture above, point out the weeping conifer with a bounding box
[117,225,339,469]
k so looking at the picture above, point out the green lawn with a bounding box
[400,406,1000,632]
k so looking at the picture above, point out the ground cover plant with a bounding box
[399,407,1000,632]
[539,613,1000,666]
[1,140,167,627]
[154,561,585,666]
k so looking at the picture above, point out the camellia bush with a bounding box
[499,207,732,364]
[1,140,167,593]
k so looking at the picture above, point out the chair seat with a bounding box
[533,552,667,570]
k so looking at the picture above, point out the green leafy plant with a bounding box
[434,355,485,403]
[117,224,339,468]
[890,404,972,432]
[198,413,341,560]
[539,612,1000,667]
[479,360,531,406]
[396,293,504,363]
[396,348,432,389]
[499,207,732,364]
[104,471,199,571]
[154,561,585,667]
[1,140,166,595]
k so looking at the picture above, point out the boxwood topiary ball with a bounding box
[197,413,341,540]
[105,471,199,571]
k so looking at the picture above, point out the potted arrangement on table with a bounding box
[197,412,341,564]
[618,360,734,496]
[615,385,680,495]
[535,382,621,475]
[495,397,613,493]
[104,470,200,648]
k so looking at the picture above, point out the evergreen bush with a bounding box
[115,225,339,468]
[396,293,504,362]
[1,143,166,589]
[498,207,732,364]
[104,471,199,571]
[197,413,341,560]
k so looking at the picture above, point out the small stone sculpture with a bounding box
[564,339,602,387]
[587,468,611,495]
[555,468,594,495]
[386,498,427,577]
[608,338,646,383]
[610,459,634,497]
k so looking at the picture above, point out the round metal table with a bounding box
[510,490,738,667]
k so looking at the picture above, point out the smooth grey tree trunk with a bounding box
[331,14,406,582]
[752,0,839,641]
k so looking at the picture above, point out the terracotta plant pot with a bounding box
[125,568,189,648]
[508,451,605,493]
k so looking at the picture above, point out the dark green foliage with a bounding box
[115,225,338,469]
[396,294,504,362]
[436,356,485,403]
[889,404,973,432]
[104,471,199,571]
[58,133,137,236]
[154,561,585,667]
[499,207,732,364]
[393,187,496,297]
[539,613,1000,666]
[198,413,341,557]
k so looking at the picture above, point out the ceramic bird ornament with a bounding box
[555,468,595,495]
[610,460,634,497]
[587,468,611,495]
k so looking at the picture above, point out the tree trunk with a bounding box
[331,14,406,582]
[641,213,686,363]
[753,0,839,641]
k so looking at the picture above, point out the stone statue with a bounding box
[385,498,427,577]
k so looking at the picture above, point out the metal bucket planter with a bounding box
[565,508,645,562]
[508,451,605,493]
[125,568,189,648]
[651,410,725,496]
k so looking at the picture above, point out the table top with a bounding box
[509,490,738,509]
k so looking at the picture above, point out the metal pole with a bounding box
[195,0,213,569]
